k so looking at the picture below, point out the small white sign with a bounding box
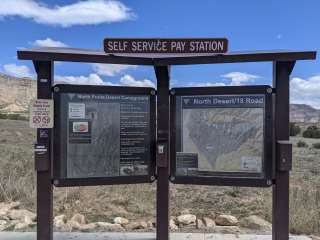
[69,103,85,119]
[30,99,54,128]
[241,156,261,172]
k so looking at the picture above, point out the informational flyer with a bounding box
[58,93,151,178]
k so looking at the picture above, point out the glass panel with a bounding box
[175,94,265,177]
[59,93,150,178]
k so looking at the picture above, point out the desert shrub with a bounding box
[0,147,35,204]
[0,113,7,119]
[303,126,320,138]
[289,185,320,234]
[0,113,28,121]
[312,143,320,149]
[297,141,308,148]
[290,123,301,136]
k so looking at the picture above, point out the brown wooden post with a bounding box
[272,61,295,240]
[34,61,54,240]
[154,65,170,240]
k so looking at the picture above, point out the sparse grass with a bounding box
[0,120,320,235]
[297,140,308,148]
[312,143,320,149]
[289,185,320,234]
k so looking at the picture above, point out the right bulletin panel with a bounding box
[170,86,274,187]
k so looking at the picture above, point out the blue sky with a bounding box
[0,0,319,107]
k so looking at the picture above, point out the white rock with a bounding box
[79,223,97,232]
[54,215,66,229]
[169,219,178,231]
[126,221,148,230]
[23,215,33,225]
[8,209,36,222]
[96,222,124,232]
[66,220,81,230]
[70,213,86,225]
[203,217,216,228]
[146,220,154,229]
[240,215,271,231]
[177,214,196,225]
[14,222,29,231]
[215,214,238,226]
[0,202,20,216]
[214,225,241,234]
[0,220,7,226]
[113,217,129,226]
[196,219,205,229]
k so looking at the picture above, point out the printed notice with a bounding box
[69,103,85,119]
[30,99,54,128]
[58,93,151,178]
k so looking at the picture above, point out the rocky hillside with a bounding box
[290,104,320,123]
[0,73,319,123]
[0,74,36,114]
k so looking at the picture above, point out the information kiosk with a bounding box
[17,38,316,240]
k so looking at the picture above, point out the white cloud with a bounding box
[120,74,155,88]
[290,75,320,109]
[33,38,67,47]
[55,74,114,85]
[92,63,136,77]
[221,72,261,86]
[0,0,134,27]
[188,82,226,87]
[3,64,33,78]
[187,72,261,87]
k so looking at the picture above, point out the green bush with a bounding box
[312,143,320,149]
[303,126,320,138]
[290,123,301,136]
[297,141,308,148]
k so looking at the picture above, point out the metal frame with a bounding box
[17,48,316,240]
[52,84,156,187]
[169,85,273,187]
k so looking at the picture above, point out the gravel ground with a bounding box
[0,232,312,240]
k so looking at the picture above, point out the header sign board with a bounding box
[104,38,228,54]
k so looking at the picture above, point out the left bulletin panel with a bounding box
[52,84,156,187]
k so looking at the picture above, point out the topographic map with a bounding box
[182,108,264,173]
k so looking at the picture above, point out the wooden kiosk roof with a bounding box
[17,47,316,65]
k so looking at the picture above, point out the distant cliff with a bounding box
[0,74,36,114]
[0,73,319,123]
[290,104,320,123]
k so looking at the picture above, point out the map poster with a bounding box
[175,94,265,177]
[56,92,151,179]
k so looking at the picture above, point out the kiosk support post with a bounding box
[272,61,295,240]
[34,61,54,240]
[155,66,170,240]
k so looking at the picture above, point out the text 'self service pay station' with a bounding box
[17,38,316,240]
